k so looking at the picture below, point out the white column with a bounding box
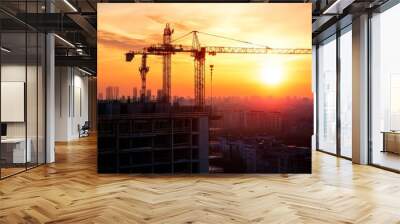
[55,67,73,141]
[46,33,55,163]
[45,0,56,163]
[352,14,369,164]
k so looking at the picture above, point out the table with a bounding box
[1,138,31,164]
[382,131,400,154]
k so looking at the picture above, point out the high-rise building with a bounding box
[105,86,113,100]
[115,87,119,100]
[157,89,163,101]
[105,86,120,100]
[146,89,152,101]
[173,96,179,103]
[246,111,265,130]
[266,112,282,133]
[222,110,247,130]
[132,87,138,101]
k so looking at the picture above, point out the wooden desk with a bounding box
[382,131,400,154]
[1,138,31,163]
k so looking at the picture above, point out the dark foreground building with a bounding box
[97,101,209,173]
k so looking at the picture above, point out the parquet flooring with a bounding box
[1,167,26,178]
[1,136,400,223]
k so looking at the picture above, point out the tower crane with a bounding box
[126,24,312,108]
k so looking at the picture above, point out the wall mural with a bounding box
[97,3,313,173]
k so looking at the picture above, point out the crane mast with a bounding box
[138,53,149,102]
[126,24,312,109]
[192,31,206,107]
[162,24,173,103]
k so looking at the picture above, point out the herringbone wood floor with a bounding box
[1,136,400,224]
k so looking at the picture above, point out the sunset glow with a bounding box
[260,60,284,86]
[97,3,312,99]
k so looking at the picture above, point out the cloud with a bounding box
[146,14,192,35]
[146,14,165,25]
[171,21,190,31]
[98,30,151,50]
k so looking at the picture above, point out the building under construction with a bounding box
[97,101,209,173]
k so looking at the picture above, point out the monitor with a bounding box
[1,123,7,137]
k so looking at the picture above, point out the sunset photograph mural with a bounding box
[97,3,312,173]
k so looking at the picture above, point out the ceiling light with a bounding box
[323,0,355,15]
[78,67,94,76]
[54,34,75,48]
[76,48,85,55]
[63,0,78,12]
[1,47,11,53]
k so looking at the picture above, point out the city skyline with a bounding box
[97,3,312,99]
[99,85,314,107]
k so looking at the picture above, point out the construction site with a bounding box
[97,24,312,173]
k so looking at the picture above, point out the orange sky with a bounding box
[97,3,312,99]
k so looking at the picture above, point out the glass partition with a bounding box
[339,28,352,158]
[0,1,46,179]
[317,36,337,154]
[1,31,28,177]
[371,4,400,171]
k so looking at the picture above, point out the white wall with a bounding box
[72,72,89,138]
[1,65,39,138]
[1,65,26,140]
[55,67,70,141]
[55,67,89,141]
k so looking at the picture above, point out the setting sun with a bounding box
[260,63,284,85]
